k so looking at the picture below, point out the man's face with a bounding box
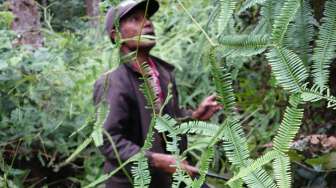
[118,8,156,50]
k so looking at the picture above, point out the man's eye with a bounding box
[128,17,137,22]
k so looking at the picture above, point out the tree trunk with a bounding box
[10,0,43,48]
[85,0,100,27]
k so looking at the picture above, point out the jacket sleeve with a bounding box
[93,75,140,162]
[171,74,193,120]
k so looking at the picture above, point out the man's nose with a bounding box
[143,18,153,28]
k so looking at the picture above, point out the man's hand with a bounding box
[192,94,222,121]
[150,153,195,176]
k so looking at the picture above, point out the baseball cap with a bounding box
[105,0,159,34]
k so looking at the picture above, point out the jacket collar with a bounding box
[123,55,175,75]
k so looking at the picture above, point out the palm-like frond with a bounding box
[229,150,279,183]
[273,155,291,188]
[218,0,237,35]
[242,166,277,188]
[155,115,181,154]
[139,62,159,113]
[238,0,268,14]
[191,147,214,188]
[301,85,336,110]
[266,47,308,93]
[209,48,236,115]
[131,153,151,188]
[284,0,314,65]
[91,101,109,147]
[179,121,219,137]
[271,0,301,45]
[219,34,270,57]
[142,118,156,150]
[273,94,304,153]
[312,0,336,90]
[222,118,249,166]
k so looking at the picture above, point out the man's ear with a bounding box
[109,29,117,43]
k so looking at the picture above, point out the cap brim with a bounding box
[120,0,159,20]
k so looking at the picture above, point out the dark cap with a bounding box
[105,0,159,34]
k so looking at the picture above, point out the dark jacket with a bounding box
[93,56,191,188]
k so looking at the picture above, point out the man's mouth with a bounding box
[142,31,155,36]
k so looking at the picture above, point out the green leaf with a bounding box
[229,150,279,183]
[271,0,301,45]
[219,35,269,57]
[273,155,291,188]
[266,47,308,93]
[273,94,304,153]
[218,0,237,35]
[312,0,336,89]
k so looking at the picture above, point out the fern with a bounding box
[273,94,303,153]
[238,0,268,14]
[229,150,279,183]
[179,121,219,137]
[273,154,291,188]
[91,101,109,147]
[222,118,249,166]
[271,0,301,45]
[221,116,276,187]
[217,0,237,35]
[131,153,151,188]
[219,34,270,57]
[155,115,180,154]
[209,47,236,116]
[132,61,162,187]
[301,85,336,110]
[284,0,314,65]
[139,62,160,113]
[266,47,308,93]
[312,0,336,90]
[191,147,214,188]
[242,166,277,188]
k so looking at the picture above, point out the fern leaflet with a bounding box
[266,47,308,93]
[273,94,304,153]
[271,0,300,45]
[273,154,291,188]
[312,0,336,90]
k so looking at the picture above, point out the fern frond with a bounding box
[142,118,156,150]
[271,0,300,45]
[273,94,304,153]
[219,35,269,57]
[273,154,291,188]
[218,0,237,35]
[222,114,276,187]
[238,0,268,14]
[191,147,215,188]
[284,0,314,65]
[208,121,227,146]
[179,121,219,137]
[91,101,109,147]
[312,0,336,89]
[155,115,181,155]
[222,118,249,166]
[229,150,279,183]
[131,153,151,188]
[139,62,159,113]
[266,47,308,93]
[209,48,236,115]
[242,167,277,188]
[156,115,178,137]
[301,85,336,110]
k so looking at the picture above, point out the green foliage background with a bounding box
[1,0,336,187]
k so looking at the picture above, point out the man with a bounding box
[93,0,222,187]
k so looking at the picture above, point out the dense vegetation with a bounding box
[1,0,336,187]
